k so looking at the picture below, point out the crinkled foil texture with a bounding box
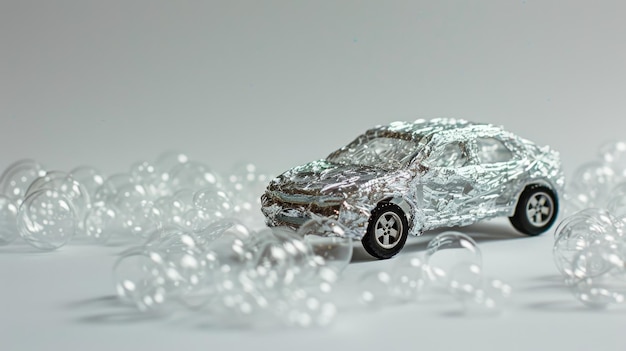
[262,118,564,238]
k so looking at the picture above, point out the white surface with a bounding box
[1,1,626,350]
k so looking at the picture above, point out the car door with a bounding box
[416,138,485,228]
[466,135,521,217]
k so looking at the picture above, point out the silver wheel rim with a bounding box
[525,191,554,227]
[375,212,403,249]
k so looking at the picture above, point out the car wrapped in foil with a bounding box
[261,118,564,259]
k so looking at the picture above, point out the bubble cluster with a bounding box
[114,221,347,327]
[356,231,512,315]
[553,140,626,308]
[0,153,271,251]
[554,209,626,308]
[566,140,626,215]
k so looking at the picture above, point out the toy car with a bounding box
[261,118,564,259]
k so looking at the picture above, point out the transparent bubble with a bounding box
[24,171,68,197]
[83,204,117,244]
[189,218,246,246]
[129,161,162,197]
[0,195,18,245]
[424,231,482,285]
[389,254,426,301]
[69,166,105,199]
[567,161,616,210]
[357,270,392,306]
[110,184,157,237]
[17,189,77,250]
[0,159,46,201]
[226,162,269,207]
[25,172,90,226]
[212,277,270,324]
[275,288,337,327]
[180,208,212,233]
[93,173,135,203]
[567,245,626,308]
[130,161,157,184]
[447,263,484,299]
[461,278,513,315]
[154,151,189,175]
[113,251,170,312]
[225,163,270,230]
[553,209,619,278]
[193,189,233,220]
[148,231,220,308]
[299,218,353,273]
[599,140,626,179]
[170,161,220,192]
[250,228,304,290]
[606,183,626,226]
[209,222,256,277]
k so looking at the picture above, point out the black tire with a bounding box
[509,184,558,236]
[362,202,409,259]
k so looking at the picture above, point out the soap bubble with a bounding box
[225,163,269,230]
[447,263,512,314]
[24,171,68,197]
[226,163,268,207]
[275,288,337,327]
[154,151,189,175]
[448,263,483,298]
[567,245,626,308]
[553,209,619,278]
[599,140,626,179]
[84,204,117,244]
[461,278,513,315]
[17,189,77,250]
[69,166,105,199]
[566,161,616,212]
[0,195,18,245]
[606,183,626,225]
[358,270,392,306]
[130,161,157,184]
[147,231,220,308]
[299,217,353,272]
[209,221,255,276]
[250,228,304,290]
[110,184,157,237]
[424,231,482,285]
[25,172,90,225]
[389,254,426,301]
[93,173,135,203]
[113,251,170,312]
[0,159,46,201]
[170,161,220,192]
[193,189,233,220]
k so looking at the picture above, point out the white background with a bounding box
[1,1,625,350]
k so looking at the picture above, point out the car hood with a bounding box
[266,159,390,201]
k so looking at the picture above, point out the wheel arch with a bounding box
[511,178,560,213]
[377,195,418,233]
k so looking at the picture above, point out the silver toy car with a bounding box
[261,118,564,259]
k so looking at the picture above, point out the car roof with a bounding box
[366,118,504,142]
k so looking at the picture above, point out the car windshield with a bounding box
[327,137,419,170]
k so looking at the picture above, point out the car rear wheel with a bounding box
[362,202,409,259]
[509,184,558,236]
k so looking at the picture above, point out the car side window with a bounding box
[429,142,469,168]
[476,137,513,164]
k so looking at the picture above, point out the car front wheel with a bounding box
[362,202,409,259]
[509,184,558,236]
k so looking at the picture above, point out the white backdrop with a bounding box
[1,1,625,350]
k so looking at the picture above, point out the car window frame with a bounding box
[471,134,518,165]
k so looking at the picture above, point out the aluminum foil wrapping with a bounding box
[261,118,564,239]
